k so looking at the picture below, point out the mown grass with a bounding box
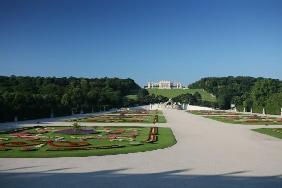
[147,88,216,102]
[0,126,175,158]
[253,128,282,139]
[125,95,138,101]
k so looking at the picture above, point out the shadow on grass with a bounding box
[0,168,281,188]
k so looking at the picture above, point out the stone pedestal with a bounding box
[243,107,246,113]
[262,108,265,115]
[250,108,253,114]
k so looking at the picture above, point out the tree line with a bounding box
[0,76,142,122]
[189,76,282,114]
[139,90,217,108]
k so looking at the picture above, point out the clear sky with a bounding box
[0,0,281,86]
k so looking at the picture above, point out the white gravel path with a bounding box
[0,109,281,188]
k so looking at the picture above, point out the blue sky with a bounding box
[0,0,281,86]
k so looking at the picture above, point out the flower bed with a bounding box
[20,146,39,151]
[47,147,92,151]
[47,140,91,147]
[0,125,175,157]
[0,147,11,151]
[65,109,163,123]
[55,128,96,135]
[109,129,126,134]
[188,110,242,116]
[0,141,38,147]
[95,144,125,149]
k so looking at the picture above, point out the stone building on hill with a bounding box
[145,80,183,89]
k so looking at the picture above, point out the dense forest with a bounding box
[1,75,282,122]
[189,76,282,114]
[0,76,145,122]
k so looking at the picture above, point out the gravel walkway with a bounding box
[0,109,281,188]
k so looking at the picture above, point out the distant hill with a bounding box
[147,88,216,102]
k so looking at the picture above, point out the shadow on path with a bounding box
[0,168,281,188]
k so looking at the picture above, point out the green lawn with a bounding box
[125,95,138,101]
[147,88,216,102]
[0,126,176,158]
[253,128,282,139]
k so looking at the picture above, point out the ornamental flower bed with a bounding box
[188,110,242,116]
[194,110,282,125]
[47,147,92,151]
[225,116,241,120]
[111,109,149,115]
[0,125,173,157]
[0,146,11,151]
[10,133,35,138]
[95,144,125,149]
[55,128,96,135]
[83,115,146,123]
[66,109,161,123]
[20,146,39,151]
[0,141,38,147]
[109,129,126,134]
[47,140,91,147]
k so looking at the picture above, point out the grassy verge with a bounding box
[253,128,282,139]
